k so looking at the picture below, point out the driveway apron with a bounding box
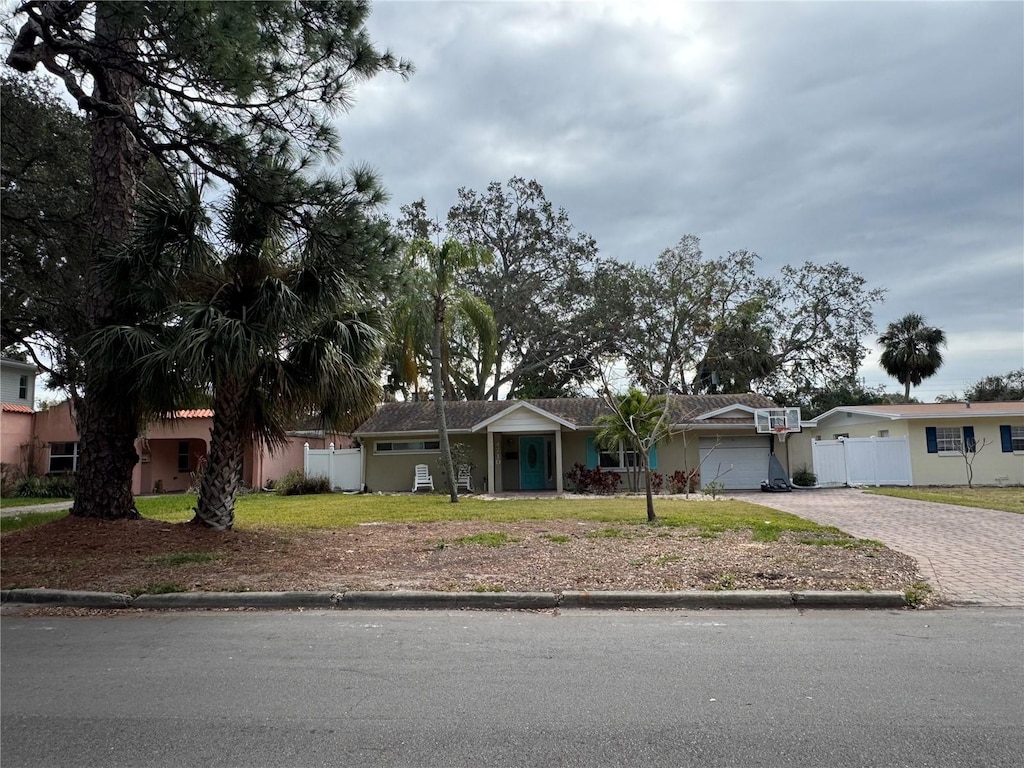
[732,488,1024,607]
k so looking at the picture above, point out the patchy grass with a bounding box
[452,532,517,547]
[541,534,571,544]
[904,580,934,609]
[0,497,73,509]
[0,510,68,533]
[797,532,884,549]
[864,486,1024,514]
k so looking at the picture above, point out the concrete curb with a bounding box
[1,588,908,611]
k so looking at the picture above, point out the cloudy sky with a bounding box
[336,0,1023,402]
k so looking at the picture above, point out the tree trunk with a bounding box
[904,380,911,400]
[71,5,145,520]
[433,300,458,502]
[194,379,246,530]
[644,462,657,523]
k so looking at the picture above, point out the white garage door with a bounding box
[699,437,771,490]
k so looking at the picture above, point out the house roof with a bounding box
[811,401,1024,425]
[171,409,214,419]
[1,403,34,414]
[353,393,778,436]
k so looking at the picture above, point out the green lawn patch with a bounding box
[2,493,838,541]
[864,486,1024,514]
[0,510,68,533]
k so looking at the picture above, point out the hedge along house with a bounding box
[353,393,782,494]
[787,402,1024,487]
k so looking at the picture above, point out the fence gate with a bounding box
[303,443,362,491]
[811,436,912,487]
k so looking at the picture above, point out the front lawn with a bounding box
[0,496,72,509]
[864,486,1024,514]
[128,492,830,537]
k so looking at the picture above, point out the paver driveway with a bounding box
[732,488,1024,607]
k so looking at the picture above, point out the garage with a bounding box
[698,436,771,490]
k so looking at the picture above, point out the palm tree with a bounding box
[594,388,671,522]
[402,237,495,502]
[96,166,391,530]
[878,314,947,400]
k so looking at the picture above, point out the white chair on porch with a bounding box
[456,467,474,493]
[412,464,434,492]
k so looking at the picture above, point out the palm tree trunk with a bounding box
[904,380,911,400]
[194,379,246,530]
[433,301,458,502]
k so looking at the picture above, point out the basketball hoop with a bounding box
[772,426,788,444]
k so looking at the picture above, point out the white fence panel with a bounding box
[872,437,913,486]
[813,436,912,487]
[810,440,848,487]
[303,443,362,491]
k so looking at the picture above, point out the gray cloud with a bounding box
[339,1,1023,400]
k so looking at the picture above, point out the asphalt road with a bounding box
[2,608,1022,767]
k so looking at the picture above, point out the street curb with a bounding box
[0,588,133,608]
[560,590,796,610]
[1,588,908,610]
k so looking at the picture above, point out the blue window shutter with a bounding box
[585,436,598,469]
[1000,425,1013,452]
[648,444,658,470]
[925,427,938,454]
[963,426,976,453]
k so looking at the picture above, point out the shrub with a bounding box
[11,473,75,499]
[0,463,25,496]
[791,465,817,487]
[564,463,621,495]
[649,471,665,494]
[275,469,331,496]
[668,469,700,494]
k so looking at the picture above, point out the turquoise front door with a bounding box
[519,436,546,490]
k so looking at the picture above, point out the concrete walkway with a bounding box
[1,501,73,518]
[731,488,1024,607]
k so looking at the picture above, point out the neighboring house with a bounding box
[0,357,38,472]
[2,391,344,495]
[788,402,1024,487]
[353,394,785,493]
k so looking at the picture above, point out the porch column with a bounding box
[555,429,563,493]
[487,429,496,493]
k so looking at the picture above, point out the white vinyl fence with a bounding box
[303,443,362,491]
[811,436,912,487]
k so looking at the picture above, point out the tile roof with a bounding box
[1,403,34,414]
[171,409,214,419]
[354,393,778,435]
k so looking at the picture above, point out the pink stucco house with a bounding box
[0,358,344,495]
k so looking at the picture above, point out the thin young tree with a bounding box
[593,385,673,523]
[878,314,947,400]
[5,0,411,520]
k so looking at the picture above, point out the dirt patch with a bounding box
[1,515,921,596]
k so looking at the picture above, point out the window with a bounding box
[935,426,961,453]
[878,430,889,438]
[18,375,27,400]
[833,433,849,439]
[178,441,191,473]
[598,442,638,469]
[1001,425,1024,452]
[375,440,441,454]
[926,425,975,454]
[48,442,78,473]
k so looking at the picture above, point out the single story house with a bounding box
[352,393,789,493]
[787,402,1024,487]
